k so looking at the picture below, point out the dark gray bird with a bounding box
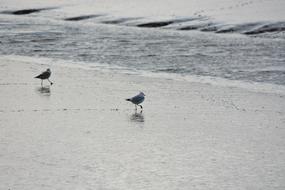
[34,68,53,86]
[126,92,145,110]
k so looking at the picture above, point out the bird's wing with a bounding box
[35,71,50,79]
[131,95,144,104]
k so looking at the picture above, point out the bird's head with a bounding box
[46,68,51,72]
[139,92,145,96]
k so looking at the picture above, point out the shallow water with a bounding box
[1,14,285,86]
[0,0,285,87]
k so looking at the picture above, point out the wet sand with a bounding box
[0,57,285,189]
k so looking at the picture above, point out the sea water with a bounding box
[0,0,284,86]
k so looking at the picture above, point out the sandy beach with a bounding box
[0,57,284,189]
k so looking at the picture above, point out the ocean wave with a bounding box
[243,22,285,35]
[1,7,57,15]
[0,2,284,89]
[101,17,141,25]
[137,21,174,28]
[64,14,103,21]
[1,4,285,37]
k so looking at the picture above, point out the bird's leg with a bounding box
[48,79,53,85]
[135,104,137,111]
[41,80,43,87]
[139,105,143,109]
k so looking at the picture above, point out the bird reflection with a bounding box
[130,110,144,123]
[36,86,51,96]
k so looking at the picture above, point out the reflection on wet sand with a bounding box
[130,111,144,123]
[35,86,51,96]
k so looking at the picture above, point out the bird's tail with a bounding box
[126,98,131,101]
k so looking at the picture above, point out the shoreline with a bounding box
[1,55,285,96]
[1,56,285,189]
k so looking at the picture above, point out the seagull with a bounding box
[34,68,53,86]
[126,92,145,110]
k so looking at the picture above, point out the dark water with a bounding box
[0,12,285,86]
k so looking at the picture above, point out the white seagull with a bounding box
[126,92,145,110]
[34,68,53,86]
